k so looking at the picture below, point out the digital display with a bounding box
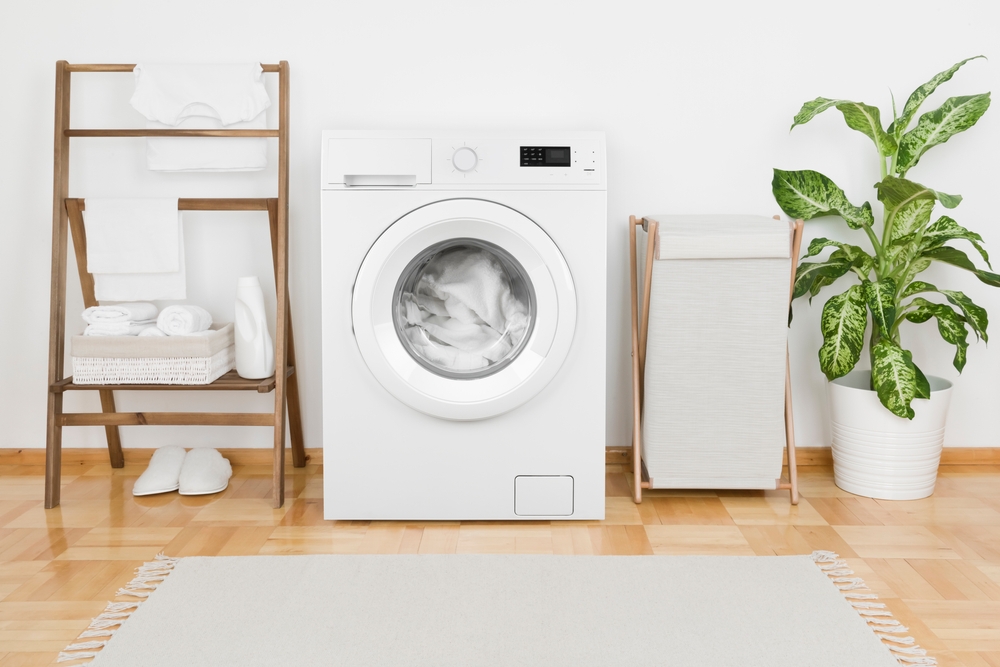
[521,146,572,167]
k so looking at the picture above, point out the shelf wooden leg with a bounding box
[45,393,63,509]
[99,390,124,468]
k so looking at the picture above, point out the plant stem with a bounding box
[863,225,885,275]
[868,326,880,390]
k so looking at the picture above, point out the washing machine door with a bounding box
[353,198,576,421]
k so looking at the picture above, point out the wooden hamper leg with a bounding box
[629,216,643,503]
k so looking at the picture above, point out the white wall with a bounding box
[2,0,998,452]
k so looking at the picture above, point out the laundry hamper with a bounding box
[629,215,803,503]
[71,323,235,385]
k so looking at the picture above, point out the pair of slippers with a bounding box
[133,447,232,497]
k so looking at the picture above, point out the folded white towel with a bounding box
[138,326,168,337]
[130,63,271,126]
[93,219,187,301]
[84,321,157,337]
[146,112,267,172]
[83,199,180,274]
[157,305,213,336]
[82,302,159,325]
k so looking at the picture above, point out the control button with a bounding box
[452,147,478,172]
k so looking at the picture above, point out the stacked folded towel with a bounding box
[157,305,213,336]
[82,302,158,337]
[81,303,215,337]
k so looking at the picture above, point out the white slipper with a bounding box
[132,446,187,496]
[178,448,232,496]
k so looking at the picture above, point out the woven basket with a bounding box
[72,346,235,385]
[71,323,236,385]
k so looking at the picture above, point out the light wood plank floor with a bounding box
[2,461,999,666]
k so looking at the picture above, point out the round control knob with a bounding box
[452,147,478,172]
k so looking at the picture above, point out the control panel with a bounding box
[322,131,605,189]
[520,146,571,167]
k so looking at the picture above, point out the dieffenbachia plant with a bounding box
[773,57,996,419]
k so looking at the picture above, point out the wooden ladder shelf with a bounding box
[45,61,304,509]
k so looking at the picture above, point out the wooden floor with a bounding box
[1,461,999,666]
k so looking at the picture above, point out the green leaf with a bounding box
[791,97,896,156]
[864,278,897,336]
[940,290,988,342]
[871,339,917,419]
[802,238,875,277]
[818,285,867,380]
[905,298,970,372]
[876,177,961,244]
[920,216,990,268]
[922,246,1000,287]
[792,258,854,301]
[897,93,992,174]
[900,280,936,299]
[913,362,932,400]
[772,169,874,229]
[894,56,986,139]
[901,258,932,288]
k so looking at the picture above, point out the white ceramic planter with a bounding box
[828,370,953,500]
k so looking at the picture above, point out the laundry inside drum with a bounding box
[393,239,536,379]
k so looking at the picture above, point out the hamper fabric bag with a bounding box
[634,215,794,490]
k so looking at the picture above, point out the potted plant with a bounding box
[773,57,995,500]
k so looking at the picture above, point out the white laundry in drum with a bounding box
[400,246,530,372]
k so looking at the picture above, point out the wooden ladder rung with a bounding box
[49,368,295,394]
[61,412,274,427]
[66,129,279,138]
[73,198,273,212]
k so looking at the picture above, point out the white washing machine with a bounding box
[321,130,606,520]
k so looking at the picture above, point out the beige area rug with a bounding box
[59,552,928,666]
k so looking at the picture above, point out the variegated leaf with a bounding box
[893,56,985,138]
[897,93,992,174]
[905,298,970,372]
[818,285,867,380]
[901,258,932,288]
[802,238,875,275]
[872,339,917,419]
[923,246,1000,287]
[791,98,896,156]
[772,169,874,229]
[792,258,854,300]
[913,362,932,400]
[920,216,990,267]
[876,177,961,244]
[940,290,988,342]
[864,278,897,336]
[900,281,936,299]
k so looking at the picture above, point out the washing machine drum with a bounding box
[352,199,577,421]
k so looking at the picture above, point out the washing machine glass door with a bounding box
[353,198,576,420]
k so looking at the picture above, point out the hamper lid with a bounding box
[644,215,791,260]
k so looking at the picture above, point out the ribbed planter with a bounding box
[828,370,953,500]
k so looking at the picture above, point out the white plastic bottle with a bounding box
[234,276,275,379]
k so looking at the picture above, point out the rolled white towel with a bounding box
[84,321,157,336]
[82,302,159,325]
[138,326,168,337]
[157,305,213,335]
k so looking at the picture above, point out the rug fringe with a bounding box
[57,553,179,663]
[811,551,936,666]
